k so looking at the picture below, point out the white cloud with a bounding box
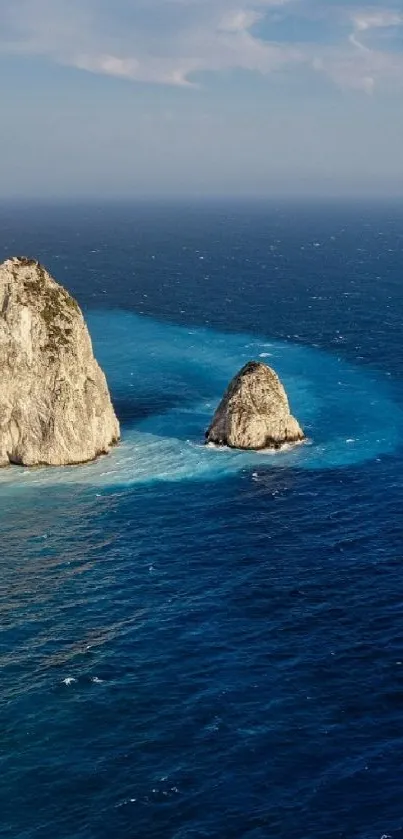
[219,10,263,33]
[0,0,403,93]
[352,10,403,32]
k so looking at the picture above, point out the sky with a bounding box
[0,0,402,199]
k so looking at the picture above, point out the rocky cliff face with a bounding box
[206,361,304,450]
[0,257,120,466]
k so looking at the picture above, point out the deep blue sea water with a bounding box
[1,201,403,839]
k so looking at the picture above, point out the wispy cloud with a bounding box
[352,9,403,32]
[1,0,403,92]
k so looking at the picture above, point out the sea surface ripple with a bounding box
[1,202,403,839]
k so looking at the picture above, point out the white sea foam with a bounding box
[0,310,401,491]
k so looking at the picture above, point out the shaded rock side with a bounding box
[205,361,304,450]
[0,257,120,466]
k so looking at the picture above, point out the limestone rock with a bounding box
[0,257,120,466]
[206,361,304,450]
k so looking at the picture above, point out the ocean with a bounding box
[1,200,403,839]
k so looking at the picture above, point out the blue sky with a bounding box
[1,0,402,198]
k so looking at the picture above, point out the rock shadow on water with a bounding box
[111,394,184,428]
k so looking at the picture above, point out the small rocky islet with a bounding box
[0,257,304,468]
[205,361,305,450]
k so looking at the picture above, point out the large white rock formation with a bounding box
[0,257,120,466]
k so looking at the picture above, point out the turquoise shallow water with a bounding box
[2,202,403,839]
[0,309,402,491]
